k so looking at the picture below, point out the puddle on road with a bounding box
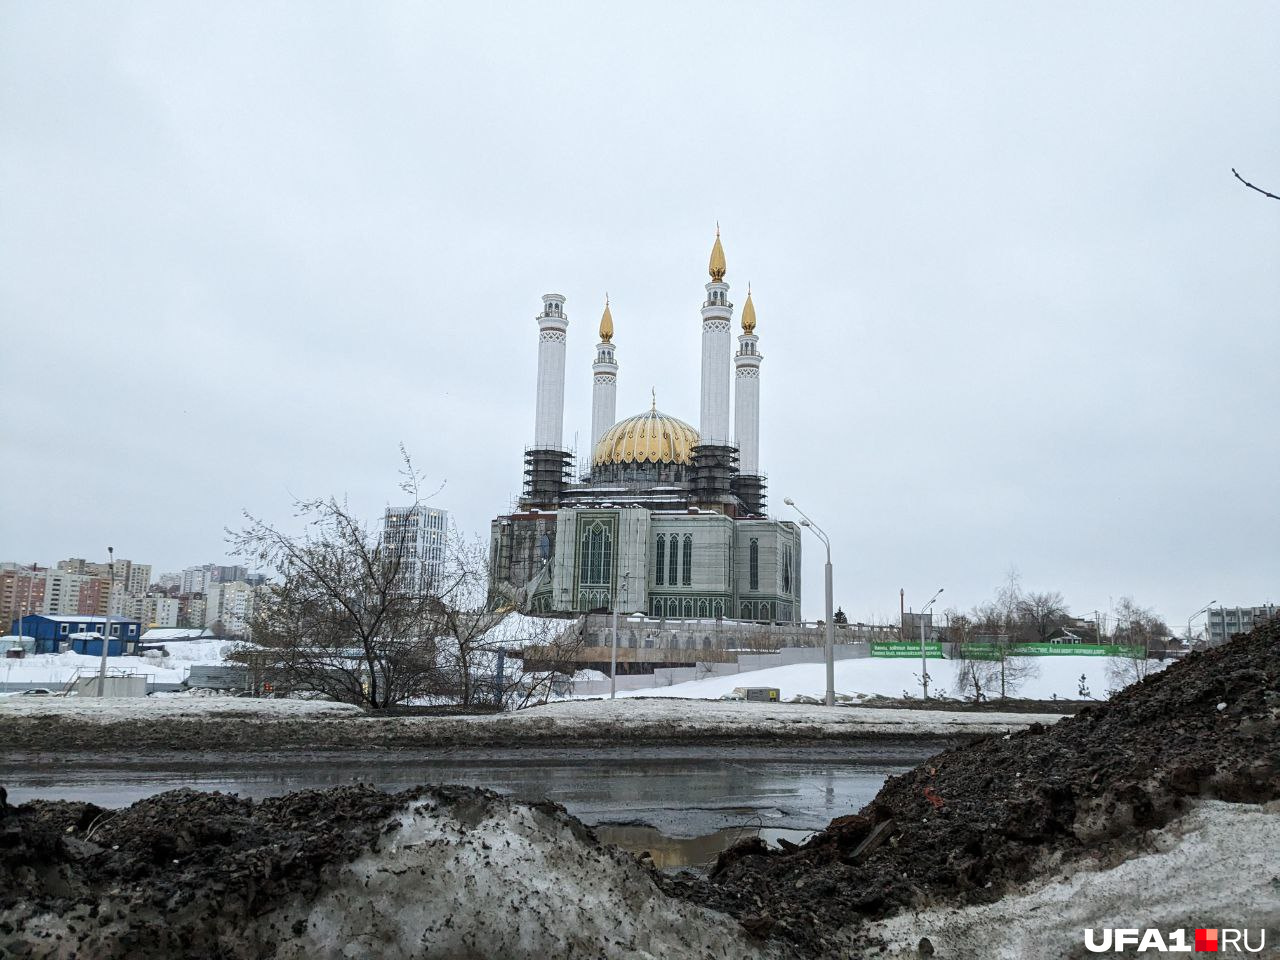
[596,823,813,871]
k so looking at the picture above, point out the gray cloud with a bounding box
[2,1,1277,625]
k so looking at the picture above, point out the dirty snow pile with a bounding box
[0,785,774,960]
[0,695,361,722]
[870,800,1280,958]
[619,653,1168,703]
[661,618,1280,957]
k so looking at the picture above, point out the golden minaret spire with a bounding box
[599,294,613,342]
[708,223,727,281]
[742,283,756,334]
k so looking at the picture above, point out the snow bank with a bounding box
[0,695,361,721]
[259,793,775,960]
[0,641,236,687]
[614,655,1169,703]
[869,800,1280,958]
[0,691,1060,741]
[478,697,1065,739]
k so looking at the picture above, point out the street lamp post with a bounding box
[1186,600,1217,648]
[610,571,631,700]
[919,587,943,700]
[96,546,114,697]
[783,498,835,707]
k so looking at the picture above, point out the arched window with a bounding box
[668,533,679,585]
[782,545,792,594]
[655,535,665,586]
[682,535,692,586]
[749,538,759,592]
[579,520,612,586]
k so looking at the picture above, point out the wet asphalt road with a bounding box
[2,742,945,854]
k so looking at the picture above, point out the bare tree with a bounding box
[1106,596,1168,692]
[228,451,482,711]
[1018,590,1070,643]
[951,633,1039,701]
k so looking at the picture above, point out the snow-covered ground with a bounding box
[612,655,1168,703]
[869,800,1280,958]
[0,695,361,721]
[483,697,1066,738]
[0,691,1061,738]
[0,639,236,688]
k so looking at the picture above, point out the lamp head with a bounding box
[800,519,811,527]
[783,497,795,506]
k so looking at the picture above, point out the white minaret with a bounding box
[734,286,762,475]
[590,297,618,450]
[533,293,568,449]
[699,228,733,446]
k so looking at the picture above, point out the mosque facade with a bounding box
[490,231,802,623]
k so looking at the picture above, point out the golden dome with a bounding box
[599,297,613,342]
[741,285,756,334]
[709,226,726,282]
[593,406,701,467]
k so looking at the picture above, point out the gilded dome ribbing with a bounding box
[593,408,701,467]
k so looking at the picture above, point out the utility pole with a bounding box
[96,547,114,697]
[784,498,835,707]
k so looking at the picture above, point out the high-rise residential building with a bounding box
[41,570,74,616]
[178,593,207,629]
[180,564,249,595]
[180,565,212,595]
[58,558,151,596]
[1,564,46,634]
[1205,604,1278,645]
[75,576,111,617]
[131,595,180,629]
[211,565,248,584]
[382,505,449,595]
[157,572,181,591]
[204,580,262,636]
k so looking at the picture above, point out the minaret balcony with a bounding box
[537,315,569,332]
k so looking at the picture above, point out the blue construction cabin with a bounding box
[11,614,142,656]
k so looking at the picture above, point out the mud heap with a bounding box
[663,619,1280,956]
[0,785,773,960]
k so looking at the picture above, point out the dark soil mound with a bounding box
[0,783,459,958]
[663,620,1280,956]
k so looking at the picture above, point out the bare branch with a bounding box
[1232,168,1280,201]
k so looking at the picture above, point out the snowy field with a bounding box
[613,655,1168,703]
[0,638,234,688]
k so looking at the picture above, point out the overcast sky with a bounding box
[2,2,1277,627]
